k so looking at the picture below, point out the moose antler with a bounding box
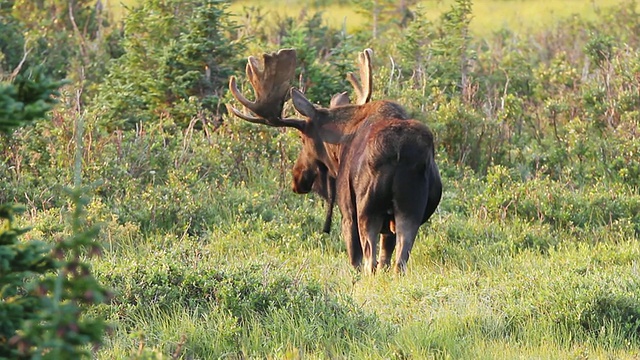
[328,49,374,108]
[227,49,305,130]
[346,48,373,105]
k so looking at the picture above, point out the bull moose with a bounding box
[299,49,407,235]
[303,49,411,235]
[227,48,442,274]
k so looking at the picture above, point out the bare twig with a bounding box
[8,42,31,81]
[69,3,89,68]
[387,55,396,94]
[172,334,187,359]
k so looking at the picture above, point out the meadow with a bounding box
[2,0,640,358]
[228,0,629,35]
[110,0,630,35]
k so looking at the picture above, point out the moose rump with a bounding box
[338,118,441,274]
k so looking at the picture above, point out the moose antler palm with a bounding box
[227,48,305,131]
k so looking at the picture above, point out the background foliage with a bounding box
[1,0,639,358]
[0,41,108,356]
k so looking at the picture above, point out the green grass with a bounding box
[20,127,632,359]
[109,0,630,36]
[85,176,640,358]
[228,0,629,35]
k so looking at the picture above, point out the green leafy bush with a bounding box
[92,0,241,128]
[0,68,62,134]
[0,190,110,359]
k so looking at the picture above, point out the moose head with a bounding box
[228,49,373,234]
[227,49,442,274]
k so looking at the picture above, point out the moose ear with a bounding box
[329,92,350,108]
[291,88,317,119]
[317,122,346,144]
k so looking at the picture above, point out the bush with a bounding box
[0,68,62,134]
[0,190,110,359]
[92,0,242,128]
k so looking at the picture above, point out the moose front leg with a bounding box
[321,175,336,234]
[338,178,364,270]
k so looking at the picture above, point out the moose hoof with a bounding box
[377,260,391,272]
[363,260,377,275]
[394,262,407,275]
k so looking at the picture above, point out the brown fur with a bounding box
[291,99,442,274]
[291,101,410,234]
[228,49,441,274]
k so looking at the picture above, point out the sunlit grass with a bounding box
[462,0,629,35]
[98,304,240,359]
[229,0,365,32]
[92,200,640,358]
[109,0,630,37]
[106,0,139,21]
[86,1,640,358]
[228,0,629,36]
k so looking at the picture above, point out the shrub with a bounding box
[0,68,62,134]
[0,190,110,359]
[92,0,242,128]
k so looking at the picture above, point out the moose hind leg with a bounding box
[393,173,429,274]
[341,213,362,269]
[377,233,396,271]
[393,218,421,274]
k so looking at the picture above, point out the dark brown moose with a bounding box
[297,49,411,236]
[299,49,376,234]
[227,48,442,274]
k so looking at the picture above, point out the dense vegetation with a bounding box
[1,0,639,358]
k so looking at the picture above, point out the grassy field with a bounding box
[110,0,629,35]
[8,0,639,358]
[230,0,629,35]
[73,130,638,359]
[45,124,634,358]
